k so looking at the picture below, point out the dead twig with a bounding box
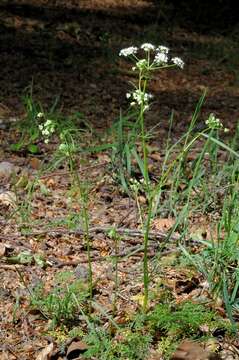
[0,263,25,270]
[17,225,180,242]
[39,161,108,179]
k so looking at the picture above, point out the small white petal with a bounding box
[119,46,138,57]
[141,43,155,51]
[153,52,168,65]
[156,45,169,54]
[172,57,184,69]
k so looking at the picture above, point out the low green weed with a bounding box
[147,301,232,359]
[10,93,42,153]
[11,91,88,155]
[81,301,230,360]
[30,271,89,329]
[83,325,152,360]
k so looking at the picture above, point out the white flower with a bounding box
[126,93,131,99]
[156,46,169,54]
[42,129,50,136]
[132,66,136,71]
[205,113,223,129]
[37,112,44,118]
[130,102,136,107]
[153,52,168,65]
[132,89,144,105]
[45,119,53,127]
[141,43,155,51]
[44,138,49,144]
[131,90,153,106]
[144,93,153,102]
[172,57,184,69]
[38,124,43,131]
[119,46,138,57]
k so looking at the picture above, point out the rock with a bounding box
[0,161,18,180]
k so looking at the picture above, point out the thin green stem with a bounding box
[68,152,93,311]
[138,71,152,311]
[143,196,153,312]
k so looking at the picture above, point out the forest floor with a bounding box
[1,1,239,359]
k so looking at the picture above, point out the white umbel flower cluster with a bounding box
[153,52,168,65]
[119,46,138,57]
[156,45,169,54]
[141,43,155,51]
[172,57,185,69]
[205,113,224,130]
[120,43,185,112]
[38,117,55,144]
[127,89,153,110]
[119,43,184,69]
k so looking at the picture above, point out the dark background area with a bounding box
[1,0,239,31]
[0,0,239,132]
[153,0,239,31]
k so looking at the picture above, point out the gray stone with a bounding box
[0,161,17,179]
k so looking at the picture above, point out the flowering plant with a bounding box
[38,113,56,144]
[205,113,228,132]
[119,43,184,113]
[119,43,184,311]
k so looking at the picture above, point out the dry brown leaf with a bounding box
[171,340,221,360]
[45,178,57,189]
[0,243,7,257]
[138,195,147,204]
[0,191,17,207]
[152,218,175,231]
[146,349,162,359]
[150,153,161,161]
[66,340,88,359]
[36,343,54,360]
[29,157,42,170]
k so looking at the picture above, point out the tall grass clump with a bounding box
[180,126,239,327]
